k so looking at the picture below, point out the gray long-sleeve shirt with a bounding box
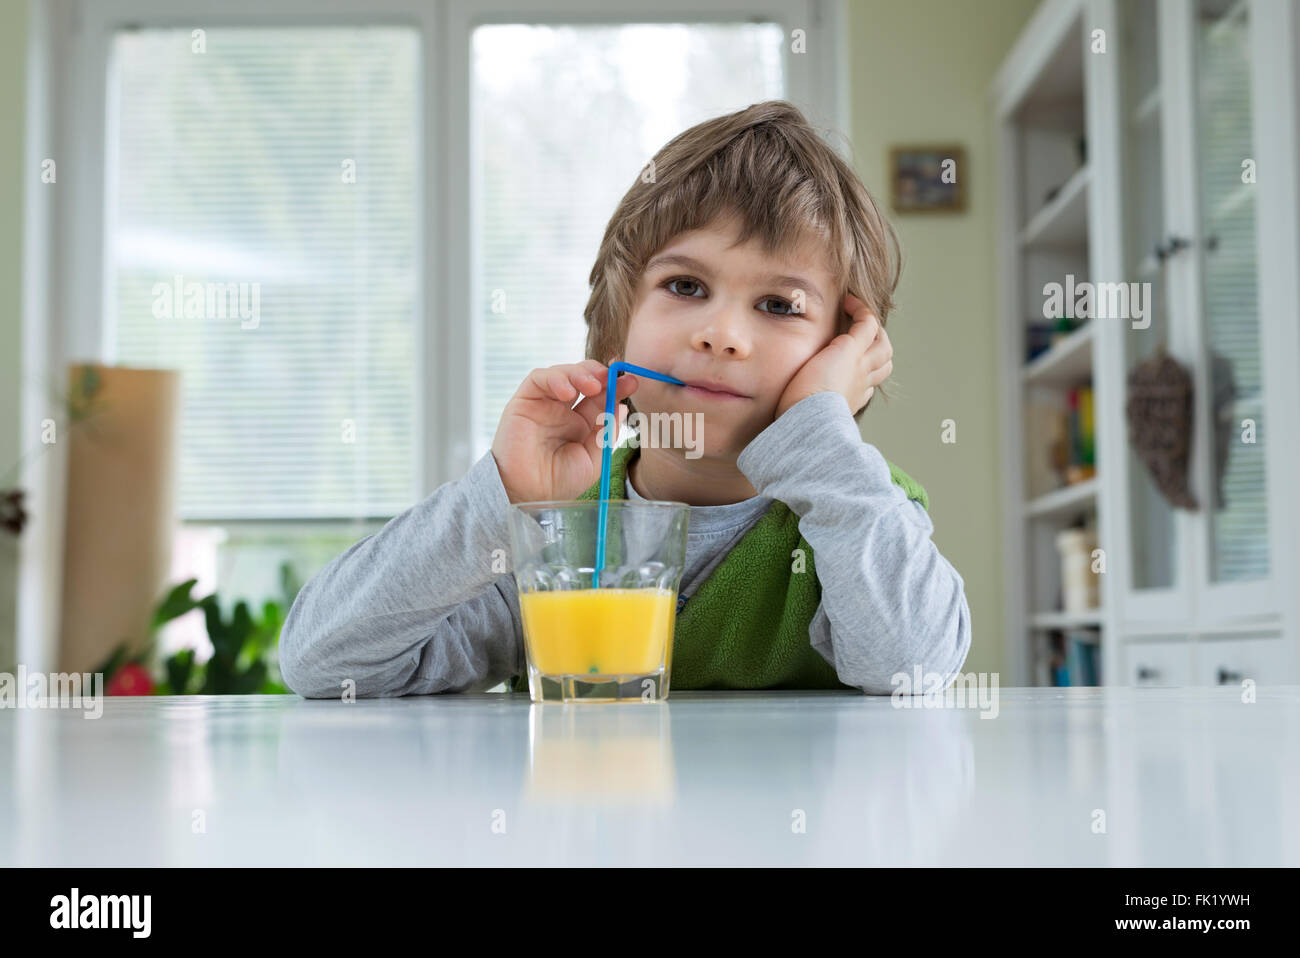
[277,390,972,698]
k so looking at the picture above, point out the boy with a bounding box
[279,100,971,698]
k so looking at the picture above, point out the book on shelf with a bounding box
[1024,317,1084,364]
[1063,385,1095,485]
[1047,628,1102,687]
[1027,385,1097,495]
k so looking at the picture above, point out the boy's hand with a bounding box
[775,291,893,419]
[491,360,640,504]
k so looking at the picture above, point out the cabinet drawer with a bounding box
[1124,639,1191,687]
[1192,636,1296,686]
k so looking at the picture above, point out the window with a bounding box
[470,22,787,461]
[104,25,420,659]
[58,2,833,660]
[108,26,420,520]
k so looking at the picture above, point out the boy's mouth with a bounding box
[677,377,751,400]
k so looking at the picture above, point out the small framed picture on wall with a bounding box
[888,145,966,213]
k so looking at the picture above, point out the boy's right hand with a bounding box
[491,360,640,504]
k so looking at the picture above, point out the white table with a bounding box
[3,686,1297,866]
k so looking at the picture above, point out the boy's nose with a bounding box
[690,308,753,358]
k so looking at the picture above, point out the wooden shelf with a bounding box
[1019,165,1090,249]
[1024,477,1098,520]
[1024,321,1093,387]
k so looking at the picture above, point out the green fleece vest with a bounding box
[507,441,929,692]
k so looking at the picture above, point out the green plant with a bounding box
[94,561,303,695]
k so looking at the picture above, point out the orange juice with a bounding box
[519,588,676,676]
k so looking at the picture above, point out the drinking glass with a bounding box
[507,499,689,703]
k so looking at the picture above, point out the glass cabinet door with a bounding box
[1190,0,1272,599]
[1118,0,1184,616]
[1115,0,1278,626]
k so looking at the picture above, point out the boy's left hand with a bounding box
[775,291,893,419]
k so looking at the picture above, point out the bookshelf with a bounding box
[993,0,1300,688]
[994,0,1104,688]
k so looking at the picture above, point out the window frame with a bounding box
[50,0,848,526]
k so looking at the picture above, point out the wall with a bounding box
[0,0,30,671]
[846,0,1042,679]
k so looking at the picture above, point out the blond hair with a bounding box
[584,99,902,423]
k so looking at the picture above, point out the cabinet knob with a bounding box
[1154,236,1193,262]
[1217,667,1243,685]
[1136,665,1159,681]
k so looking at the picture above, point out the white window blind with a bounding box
[470,22,786,462]
[109,27,420,520]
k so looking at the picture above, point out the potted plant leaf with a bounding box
[93,560,302,695]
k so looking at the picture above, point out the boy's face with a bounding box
[617,212,843,459]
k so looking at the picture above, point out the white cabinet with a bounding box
[994,0,1300,686]
[1121,632,1297,686]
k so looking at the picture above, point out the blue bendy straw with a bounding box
[594,362,685,587]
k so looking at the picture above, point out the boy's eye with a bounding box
[757,297,795,316]
[661,277,799,318]
[663,277,705,298]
